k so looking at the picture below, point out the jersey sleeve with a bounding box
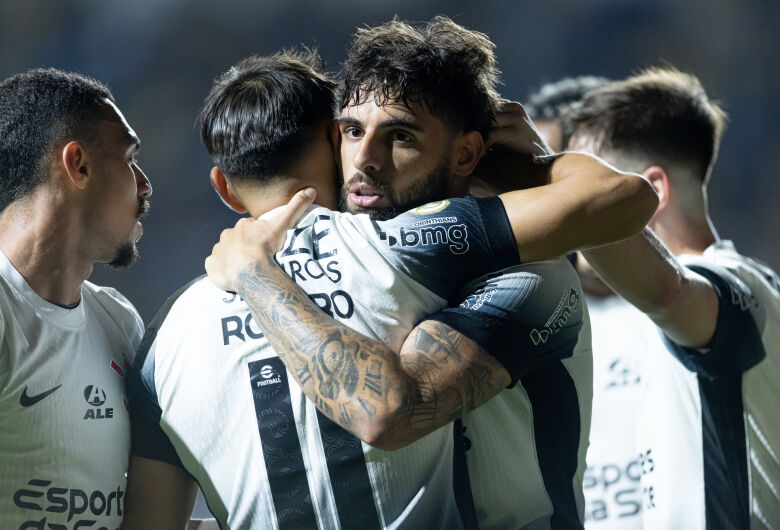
[427,260,585,386]
[127,319,185,468]
[662,263,765,378]
[364,196,519,302]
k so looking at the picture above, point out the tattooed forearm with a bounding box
[234,258,510,450]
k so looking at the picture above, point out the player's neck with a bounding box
[0,199,92,306]
[651,213,717,258]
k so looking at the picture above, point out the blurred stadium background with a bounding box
[2,0,777,324]
[4,0,777,519]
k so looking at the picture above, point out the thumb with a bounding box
[278,187,317,228]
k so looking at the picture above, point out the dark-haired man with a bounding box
[0,68,152,528]
[126,47,654,530]
[565,68,780,529]
[202,18,648,530]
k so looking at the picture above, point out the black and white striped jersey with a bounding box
[129,198,522,529]
[637,240,780,528]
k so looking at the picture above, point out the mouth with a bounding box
[348,181,385,208]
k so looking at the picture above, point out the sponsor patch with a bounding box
[407,200,450,216]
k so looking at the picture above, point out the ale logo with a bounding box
[82,385,114,420]
[408,200,450,216]
[260,365,275,379]
[83,385,106,406]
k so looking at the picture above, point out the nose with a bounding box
[134,164,152,198]
[352,132,383,175]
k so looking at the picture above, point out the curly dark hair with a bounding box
[0,68,113,211]
[341,16,501,136]
[199,49,337,182]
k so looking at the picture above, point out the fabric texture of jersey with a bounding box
[636,240,780,529]
[582,295,658,529]
[129,197,519,530]
[0,249,143,530]
[430,257,592,529]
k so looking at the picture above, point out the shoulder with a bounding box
[83,281,144,347]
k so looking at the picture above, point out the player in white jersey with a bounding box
[125,49,657,528]
[202,19,652,530]
[0,69,151,529]
[526,76,646,529]
[565,67,780,528]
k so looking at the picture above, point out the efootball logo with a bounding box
[260,365,275,379]
[407,200,450,215]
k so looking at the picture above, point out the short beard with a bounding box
[108,243,138,269]
[341,155,452,221]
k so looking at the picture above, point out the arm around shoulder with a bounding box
[498,152,658,263]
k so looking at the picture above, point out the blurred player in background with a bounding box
[566,67,780,529]
[527,76,647,528]
[0,68,151,529]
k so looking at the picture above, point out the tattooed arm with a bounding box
[233,257,510,450]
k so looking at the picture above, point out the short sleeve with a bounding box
[427,260,584,387]
[368,196,519,302]
[662,264,765,378]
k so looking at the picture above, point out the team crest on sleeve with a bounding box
[407,200,450,215]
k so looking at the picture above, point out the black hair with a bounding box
[525,76,611,121]
[199,49,337,182]
[341,16,501,136]
[0,68,114,210]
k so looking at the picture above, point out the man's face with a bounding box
[86,100,152,267]
[338,97,456,220]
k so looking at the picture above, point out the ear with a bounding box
[210,167,247,214]
[330,119,341,159]
[451,131,484,178]
[643,165,670,214]
[61,141,89,190]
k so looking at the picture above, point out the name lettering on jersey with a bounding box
[13,478,124,526]
[222,314,265,345]
[530,288,580,345]
[584,459,642,523]
[379,224,470,255]
[280,214,338,261]
[82,385,114,420]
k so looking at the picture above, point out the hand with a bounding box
[485,101,553,157]
[205,187,316,291]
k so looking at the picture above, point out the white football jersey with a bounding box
[130,198,523,529]
[0,250,143,529]
[637,240,780,529]
[433,259,592,529]
[583,295,658,529]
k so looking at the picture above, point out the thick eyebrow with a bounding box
[337,116,423,132]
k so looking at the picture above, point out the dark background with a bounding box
[2,0,778,324]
